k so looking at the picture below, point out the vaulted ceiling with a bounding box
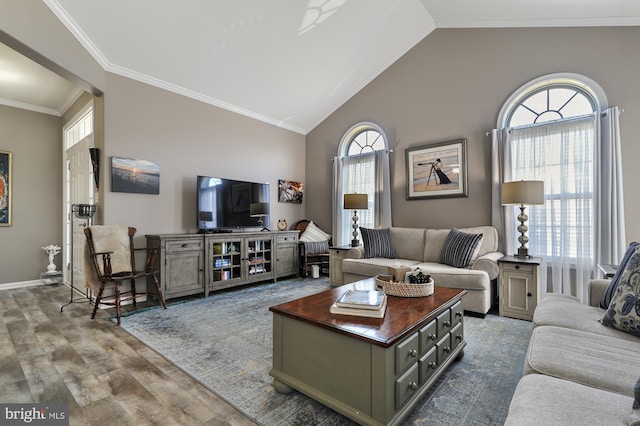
[2,0,640,133]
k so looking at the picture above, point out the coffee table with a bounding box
[269,277,466,426]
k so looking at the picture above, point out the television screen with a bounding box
[197,175,270,232]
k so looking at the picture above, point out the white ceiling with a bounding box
[2,0,640,131]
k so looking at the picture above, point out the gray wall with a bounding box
[0,3,306,285]
[306,27,640,245]
[101,73,306,241]
[0,105,62,283]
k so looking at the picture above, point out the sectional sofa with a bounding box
[340,226,503,315]
[504,278,640,425]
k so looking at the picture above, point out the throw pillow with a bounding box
[360,227,396,259]
[602,243,640,337]
[299,221,331,242]
[304,240,330,255]
[440,228,484,268]
[600,241,640,308]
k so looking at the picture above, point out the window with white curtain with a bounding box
[507,84,597,262]
[494,73,625,302]
[333,123,391,246]
[510,116,595,261]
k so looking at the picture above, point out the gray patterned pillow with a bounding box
[602,244,640,337]
[600,241,640,308]
[440,228,483,268]
[360,227,396,259]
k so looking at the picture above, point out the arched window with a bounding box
[494,73,624,303]
[333,122,391,246]
[501,75,600,262]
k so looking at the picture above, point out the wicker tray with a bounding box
[376,275,434,298]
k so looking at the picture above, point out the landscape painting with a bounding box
[111,156,160,194]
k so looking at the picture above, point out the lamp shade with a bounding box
[250,202,269,216]
[344,193,368,210]
[501,181,544,205]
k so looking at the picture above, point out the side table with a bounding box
[499,255,542,321]
[329,246,352,287]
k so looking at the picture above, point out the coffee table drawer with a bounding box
[437,309,452,336]
[437,334,452,365]
[451,301,464,326]
[419,346,438,385]
[395,332,420,375]
[395,363,419,409]
[419,320,438,355]
[451,322,464,352]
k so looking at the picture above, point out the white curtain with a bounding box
[491,128,513,254]
[332,150,392,246]
[493,113,624,303]
[374,150,393,228]
[594,106,626,269]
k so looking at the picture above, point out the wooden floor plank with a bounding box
[0,284,258,426]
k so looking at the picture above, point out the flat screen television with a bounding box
[197,175,270,232]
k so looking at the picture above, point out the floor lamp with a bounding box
[501,180,544,258]
[344,193,368,247]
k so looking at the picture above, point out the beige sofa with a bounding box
[340,226,503,315]
[504,279,640,425]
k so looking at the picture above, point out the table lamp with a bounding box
[343,193,368,247]
[501,180,544,258]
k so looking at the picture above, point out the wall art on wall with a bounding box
[0,150,12,226]
[111,156,160,194]
[406,138,468,200]
[278,179,304,203]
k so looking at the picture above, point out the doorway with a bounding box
[63,102,95,295]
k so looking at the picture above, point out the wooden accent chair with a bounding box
[84,225,167,325]
[295,219,331,277]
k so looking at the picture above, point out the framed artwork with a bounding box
[0,150,12,226]
[278,179,304,203]
[111,156,160,194]
[406,138,468,200]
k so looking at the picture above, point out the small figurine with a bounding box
[42,244,61,273]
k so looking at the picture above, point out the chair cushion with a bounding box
[304,240,329,255]
[602,243,640,337]
[299,221,331,242]
[439,228,483,268]
[89,225,132,275]
[360,227,395,259]
[601,241,640,308]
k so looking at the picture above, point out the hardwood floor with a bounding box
[0,284,258,426]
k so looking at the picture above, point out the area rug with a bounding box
[118,277,532,425]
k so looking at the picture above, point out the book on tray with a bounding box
[336,289,386,310]
[330,289,387,318]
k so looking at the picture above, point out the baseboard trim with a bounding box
[0,280,43,290]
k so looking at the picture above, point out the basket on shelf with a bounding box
[375,274,434,298]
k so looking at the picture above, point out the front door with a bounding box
[65,135,94,295]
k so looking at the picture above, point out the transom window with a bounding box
[508,85,596,127]
[346,129,386,155]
